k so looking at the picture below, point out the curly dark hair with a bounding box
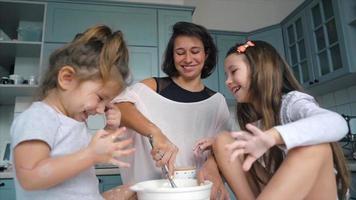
[162,21,217,79]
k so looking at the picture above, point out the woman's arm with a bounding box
[14,128,134,190]
[115,78,178,175]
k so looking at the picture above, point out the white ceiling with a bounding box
[115,0,305,32]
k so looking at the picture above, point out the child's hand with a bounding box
[88,127,135,167]
[104,103,121,131]
[193,137,215,154]
[225,124,275,171]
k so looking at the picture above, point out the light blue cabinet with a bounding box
[0,1,45,105]
[0,178,15,200]
[98,175,122,193]
[306,0,349,82]
[157,9,193,76]
[282,0,356,95]
[45,2,157,46]
[129,47,158,83]
[248,24,285,58]
[283,10,314,87]
[215,33,246,102]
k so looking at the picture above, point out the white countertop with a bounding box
[0,166,120,179]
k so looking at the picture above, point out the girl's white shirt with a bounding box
[10,102,102,200]
[112,82,234,184]
[275,91,347,149]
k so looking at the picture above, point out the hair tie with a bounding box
[237,41,255,54]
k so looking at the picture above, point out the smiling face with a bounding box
[64,79,121,122]
[173,36,206,80]
[224,53,251,103]
[47,65,122,122]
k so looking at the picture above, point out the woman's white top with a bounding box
[275,91,347,150]
[113,83,234,184]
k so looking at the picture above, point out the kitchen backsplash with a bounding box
[1,84,356,151]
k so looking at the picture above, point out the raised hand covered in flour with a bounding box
[104,103,121,131]
[225,124,277,171]
[88,127,135,167]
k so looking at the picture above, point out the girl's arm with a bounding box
[14,128,134,190]
[274,92,347,149]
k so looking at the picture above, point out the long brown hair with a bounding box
[225,40,350,199]
[38,24,129,100]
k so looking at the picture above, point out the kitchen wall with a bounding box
[316,85,356,133]
[0,105,13,151]
[110,0,304,32]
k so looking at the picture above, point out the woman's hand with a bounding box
[102,184,137,200]
[88,127,135,167]
[150,132,178,177]
[104,103,121,131]
[197,155,230,200]
[225,124,276,171]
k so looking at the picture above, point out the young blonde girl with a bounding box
[214,40,349,200]
[11,25,135,200]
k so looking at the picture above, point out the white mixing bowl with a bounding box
[130,178,212,200]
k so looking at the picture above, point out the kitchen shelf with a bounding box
[0,84,38,105]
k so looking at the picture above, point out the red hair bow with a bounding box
[237,41,255,53]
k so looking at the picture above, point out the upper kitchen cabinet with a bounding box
[338,0,356,74]
[213,32,246,103]
[45,2,157,46]
[307,0,349,82]
[158,9,193,76]
[282,0,356,95]
[283,9,314,88]
[248,24,285,58]
[0,1,45,105]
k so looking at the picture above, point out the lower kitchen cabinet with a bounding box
[98,174,123,193]
[350,172,356,199]
[0,175,122,199]
[0,178,15,200]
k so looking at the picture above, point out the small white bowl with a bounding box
[130,179,212,200]
[174,167,196,179]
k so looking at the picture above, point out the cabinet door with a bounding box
[45,3,157,46]
[283,11,314,87]
[203,33,219,92]
[216,34,245,101]
[97,175,122,193]
[129,47,158,83]
[307,0,349,82]
[41,43,65,81]
[158,10,192,76]
[248,25,285,57]
[0,179,15,200]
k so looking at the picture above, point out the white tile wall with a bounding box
[318,84,356,134]
[0,105,14,149]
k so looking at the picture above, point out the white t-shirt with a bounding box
[10,102,103,200]
[113,83,234,184]
[275,91,347,149]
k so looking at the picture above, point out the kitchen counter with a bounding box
[0,165,120,179]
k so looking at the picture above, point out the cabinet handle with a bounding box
[0,182,5,187]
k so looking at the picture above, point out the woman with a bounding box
[113,21,233,199]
